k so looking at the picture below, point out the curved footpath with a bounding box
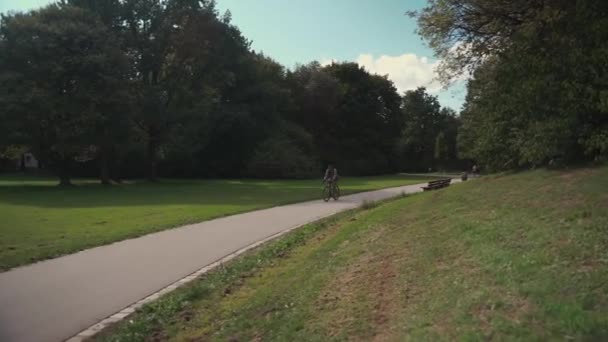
[0,179,459,342]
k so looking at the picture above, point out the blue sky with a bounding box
[1,0,466,110]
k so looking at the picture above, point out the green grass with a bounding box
[97,166,608,341]
[0,173,430,271]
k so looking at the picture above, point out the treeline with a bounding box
[0,0,461,185]
[415,0,608,170]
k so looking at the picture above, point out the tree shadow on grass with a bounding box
[0,175,432,209]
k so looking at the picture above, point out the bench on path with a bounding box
[422,178,451,191]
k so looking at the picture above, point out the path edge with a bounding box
[64,212,334,342]
[65,178,460,341]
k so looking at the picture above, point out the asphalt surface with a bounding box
[0,180,452,342]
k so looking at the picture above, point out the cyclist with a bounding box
[323,164,339,185]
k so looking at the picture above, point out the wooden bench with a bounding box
[422,178,451,191]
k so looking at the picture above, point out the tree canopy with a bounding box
[0,4,129,184]
[414,0,608,170]
[0,0,462,184]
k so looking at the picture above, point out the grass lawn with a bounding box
[98,166,608,341]
[0,174,431,271]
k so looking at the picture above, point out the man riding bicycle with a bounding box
[322,164,340,201]
[323,164,339,185]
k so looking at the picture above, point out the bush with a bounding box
[338,153,391,176]
[247,136,319,179]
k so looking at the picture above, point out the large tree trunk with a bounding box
[99,145,111,185]
[20,154,26,172]
[110,145,122,184]
[58,157,73,186]
[147,138,159,182]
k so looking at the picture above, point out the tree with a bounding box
[415,0,608,169]
[195,53,293,177]
[329,63,401,174]
[433,130,447,164]
[246,122,318,178]
[121,0,251,180]
[412,0,547,82]
[0,4,129,185]
[62,0,123,28]
[64,0,133,184]
[399,87,441,170]
[397,88,460,171]
[289,62,402,175]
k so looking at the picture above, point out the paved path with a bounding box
[0,180,455,342]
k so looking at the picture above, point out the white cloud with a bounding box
[320,52,469,109]
[355,53,443,94]
[320,58,337,66]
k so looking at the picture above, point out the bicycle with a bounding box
[322,180,340,202]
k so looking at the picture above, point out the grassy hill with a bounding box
[99,166,608,341]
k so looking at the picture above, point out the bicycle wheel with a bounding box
[332,184,340,200]
[322,184,331,202]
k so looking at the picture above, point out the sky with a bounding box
[0,0,466,110]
